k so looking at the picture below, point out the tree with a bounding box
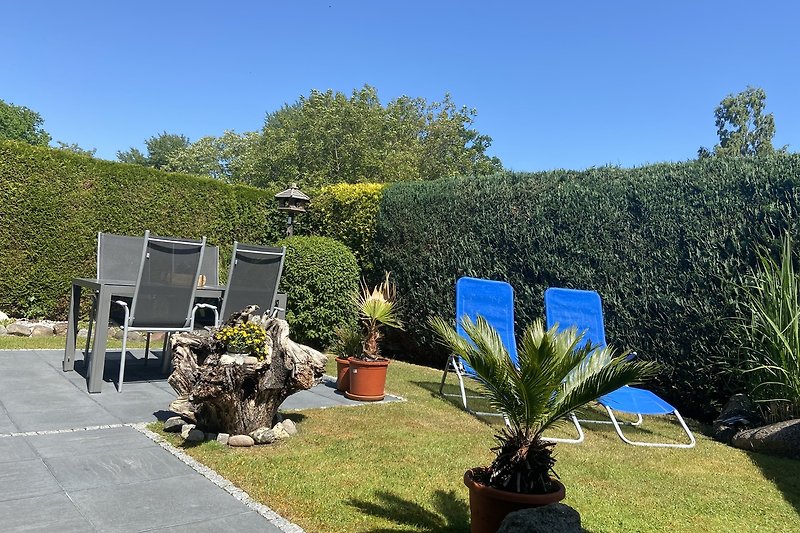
[0,99,51,146]
[251,85,502,189]
[700,86,778,157]
[55,141,96,157]
[164,130,261,182]
[117,131,190,169]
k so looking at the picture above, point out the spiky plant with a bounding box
[430,316,658,494]
[354,272,403,361]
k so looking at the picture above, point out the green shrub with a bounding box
[278,236,359,349]
[305,182,386,275]
[374,155,800,420]
[0,141,284,318]
[735,232,800,422]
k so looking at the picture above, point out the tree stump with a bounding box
[167,308,327,435]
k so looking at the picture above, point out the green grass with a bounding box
[146,358,800,533]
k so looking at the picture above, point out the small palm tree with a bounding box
[430,315,657,494]
[354,273,403,361]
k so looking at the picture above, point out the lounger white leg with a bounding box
[161,333,172,374]
[144,333,151,365]
[542,413,585,444]
[604,405,696,448]
[114,300,130,393]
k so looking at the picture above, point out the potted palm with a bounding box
[345,273,403,401]
[331,325,362,392]
[430,316,657,533]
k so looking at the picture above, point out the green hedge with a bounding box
[305,182,386,276]
[0,141,285,318]
[374,156,800,420]
[278,236,359,349]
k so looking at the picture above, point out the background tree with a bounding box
[165,130,261,182]
[251,85,502,189]
[55,141,96,157]
[0,99,51,146]
[700,86,779,157]
[117,131,190,169]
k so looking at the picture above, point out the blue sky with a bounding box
[2,1,798,171]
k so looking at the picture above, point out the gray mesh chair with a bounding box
[219,242,287,324]
[112,231,208,392]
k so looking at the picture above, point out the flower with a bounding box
[213,322,271,361]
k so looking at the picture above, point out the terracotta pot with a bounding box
[463,469,565,533]
[345,358,389,401]
[335,357,351,392]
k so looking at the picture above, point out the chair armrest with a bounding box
[191,303,219,329]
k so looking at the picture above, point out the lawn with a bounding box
[148,357,800,533]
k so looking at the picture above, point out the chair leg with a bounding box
[604,406,696,448]
[161,333,172,374]
[144,333,151,365]
[84,294,98,361]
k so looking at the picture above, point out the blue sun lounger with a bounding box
[544,287,695,448]
[438,278,584,442]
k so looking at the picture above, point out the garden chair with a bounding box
[218,242,287,324]
[544,287,696,448]
[112,231,208,392]
[438,277,584,442]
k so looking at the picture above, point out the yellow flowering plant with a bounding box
[213,321,270,361]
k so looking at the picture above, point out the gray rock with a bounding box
[31,325,55,337]
[0,325,6,336]
[185,429,205,442]
[180,424,196,439]
[77,328,89,338]
[205,433,217,442]
[713,394,763,444]
[498,503,583,533]
[163,417,186,432]
[731,418,800,458]
[113,328,143,341]
[228,434,255,447]
[6,323,31,336]
[249,427,276,444]
[272,423,291,440]
[53,321,69,336]
[281,419,298,436]
[216,433,230,445]
[0,311,8,321]
[150,332,166,342]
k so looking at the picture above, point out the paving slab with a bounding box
[0,435,37,463]
[148,511,281,532]
[26,425,154,458]
[0,458,63,503]
[0,492,96,532]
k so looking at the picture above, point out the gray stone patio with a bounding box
[0,349,401,532]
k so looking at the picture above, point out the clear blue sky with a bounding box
[3,1,798,171]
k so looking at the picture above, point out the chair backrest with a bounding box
[97,232,145,281]
[543,287,607,349]
[129,231,206,329]
[199,244,220,286]
[220,242,286,322]
[455,277,519,368]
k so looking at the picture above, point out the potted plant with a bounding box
[430,316,656,533]
[345,273,404,401]
[331,324,362,392]
[213,321,271,364]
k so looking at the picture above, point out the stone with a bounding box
[280,418,298,436]
[113,328,143,341]
[0,311,8,321]
[249,427,276,444]
[6,323,31,336]
[185,428,205,442]
[163,417,186,433]
[77,328,89,338]
[731,418,800,458]
[205,433,217,442]
[713,394,763,444]
[150,332,166,342]
[180,424,197,439]
[0,325,6,336]
[228,434,255,447]
[272,423,291,440]
[498,503,582,533]
[53,321,69,336]
[216,433,230,445]
[31,325,55,337]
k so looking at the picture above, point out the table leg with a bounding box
[87,285,112,393]
[62,283,81,371]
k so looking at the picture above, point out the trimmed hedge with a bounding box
[278,236,359,349]
[374,156,800,420]
[0,141,284,318]
[305,182,386,275]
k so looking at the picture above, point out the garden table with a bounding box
[62,278,225,393]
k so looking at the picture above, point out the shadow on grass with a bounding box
[347,489,469,532]
[744,449,800,515]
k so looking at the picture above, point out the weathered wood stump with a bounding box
[167,308,327,435]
